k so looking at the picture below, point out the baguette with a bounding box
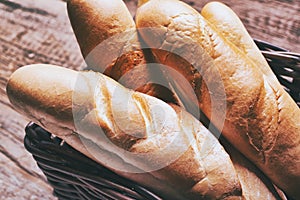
[67,0,176,104]
[201,4,290,198]
[6,64,242,199]
[136,0,300,198]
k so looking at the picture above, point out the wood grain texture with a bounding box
[0,0,299,199]
[0,0,83,199]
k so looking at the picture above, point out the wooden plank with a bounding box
[0,152,55,200]
[0,0,82,199]
[0,0,299,199]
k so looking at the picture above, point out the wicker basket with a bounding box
[24,40,299,200]
[24,123,161,200]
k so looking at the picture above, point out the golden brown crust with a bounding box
[136,0,300,198]
[6,64,77,135]
[201,2,279,86]
[6,64,242,199]
[67,0,140,71]
[67,0,135,58]
[220,138,286,200]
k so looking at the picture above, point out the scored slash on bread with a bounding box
[136,0,300,199]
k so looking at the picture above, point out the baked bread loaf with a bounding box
[136,0,300,199]
[7,64,243,199]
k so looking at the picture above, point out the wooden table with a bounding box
[0,0,299,199]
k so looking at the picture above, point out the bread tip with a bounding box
[202,1,229,11]
[138,0,150,7]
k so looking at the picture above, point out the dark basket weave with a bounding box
[24,123,161,200]
[254,39,300,106]
[24,40,300,200]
